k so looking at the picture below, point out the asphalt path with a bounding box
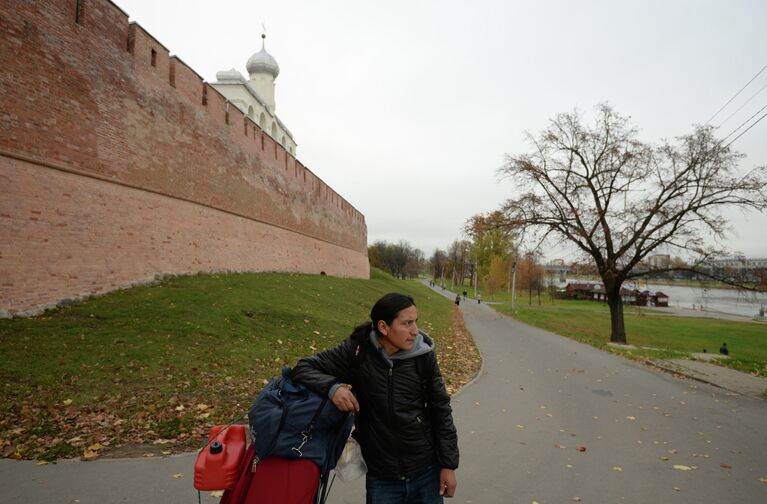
[1,291,765,503]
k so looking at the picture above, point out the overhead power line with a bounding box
[717,81,767,127]
[720,103,767,143]
[723,110,767,149]
[704,63,767,125]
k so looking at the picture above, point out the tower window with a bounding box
[151,48,157,67]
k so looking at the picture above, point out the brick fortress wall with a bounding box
[0,1,369,316]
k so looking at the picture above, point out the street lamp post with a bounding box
[473,249,478,299]
[511,260,517,311]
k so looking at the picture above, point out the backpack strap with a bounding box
[292,396,329,457]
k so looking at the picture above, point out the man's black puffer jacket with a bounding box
[291,328,459,480]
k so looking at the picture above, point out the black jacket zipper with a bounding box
[387,365,407,478]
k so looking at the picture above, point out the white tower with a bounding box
[246,34,279,113]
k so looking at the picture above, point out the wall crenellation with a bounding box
[1,0,368,315]
[119,12,362,225]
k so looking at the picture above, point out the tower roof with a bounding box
[246,34,279,79]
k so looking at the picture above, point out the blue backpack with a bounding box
[248,367,354,475]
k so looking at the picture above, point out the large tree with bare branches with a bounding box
[499,104,767,344]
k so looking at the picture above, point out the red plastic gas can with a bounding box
[194,424,247,491]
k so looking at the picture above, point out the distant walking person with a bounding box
[455,295,461,306]
[719,343,729,356]
[477,294,481,304]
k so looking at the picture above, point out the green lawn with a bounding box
[433,281,764,370]
[492,300,767,376]
[0,269,460,460]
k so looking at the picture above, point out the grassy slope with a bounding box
[0,269,462,460]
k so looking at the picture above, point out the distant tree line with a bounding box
[368,240,425,279]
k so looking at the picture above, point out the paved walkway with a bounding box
[0,284,765,503]
[650,359,767,399]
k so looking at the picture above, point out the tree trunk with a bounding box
[605,283,627,344]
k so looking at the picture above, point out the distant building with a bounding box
[543,260,568,287]
[707,256,767,282]
[558,281,669,307]
[709,257,767,269]
[212,34,297,156]
[647,254,671,270]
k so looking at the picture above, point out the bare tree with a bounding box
[498,104,767,344]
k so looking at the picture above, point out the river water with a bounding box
[637,282,767,318]
[564,278,767,318]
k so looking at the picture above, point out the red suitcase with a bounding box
[220,446,321,504]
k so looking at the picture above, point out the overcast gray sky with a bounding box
[114,0,767,261]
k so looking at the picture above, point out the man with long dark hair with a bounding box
[292,293,459,503]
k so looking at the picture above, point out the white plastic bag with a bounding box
[334,437,367,482]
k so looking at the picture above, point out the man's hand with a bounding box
[439,468,457,497]
[331,386,359,413]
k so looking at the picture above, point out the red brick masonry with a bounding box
[0,1,369,315]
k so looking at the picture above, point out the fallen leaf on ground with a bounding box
[62,399,73,406]
[720,464,732,469]
[626,416,636,420]
[210,490,224,498]
[673,486,681,491]
[673,465,692,471]
[576,446,587,452]
[613,466,623,471]
[572,497,582,502]
[173,473,183,479]
[758,477,767,484]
